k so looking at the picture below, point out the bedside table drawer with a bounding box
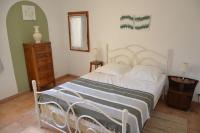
[167,90,192,110]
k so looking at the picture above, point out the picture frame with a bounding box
[68,11,90,52]
[22,5,36,20]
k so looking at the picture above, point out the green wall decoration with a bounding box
[120,24,134,29]
[134,16,151,21]
[120,15,151,30]
[135,24,150,30]
[120,15,134,21]
[6,1,49,92]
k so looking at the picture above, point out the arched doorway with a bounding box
[6,1,49,92]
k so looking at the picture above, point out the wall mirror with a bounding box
[68,11,90,52]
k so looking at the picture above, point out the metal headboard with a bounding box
[106,44,171,74]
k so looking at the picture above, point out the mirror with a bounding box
[68,11,90,52]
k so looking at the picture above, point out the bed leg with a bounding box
[122,109,128,133]
[162,80,168,101]
[32,80,41,127]
[162,86,165,100]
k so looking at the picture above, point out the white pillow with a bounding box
[125,65,162,82]
[95,63,132,76]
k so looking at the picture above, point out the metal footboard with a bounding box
[32,80,128,133]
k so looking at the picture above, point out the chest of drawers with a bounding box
[23,42,55,90]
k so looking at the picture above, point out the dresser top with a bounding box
[23,41,51,45]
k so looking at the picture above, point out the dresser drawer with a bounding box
[38,70,54,80]
[35,52,51,60]
[167,90,192,110]
[38,76,54,87]
[36,57,52,67]
[37,69,54,87]
[34,44,51,54]
[38,64,53,72]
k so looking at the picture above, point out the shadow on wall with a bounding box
[6,1,49,92]
[0,58,4,73]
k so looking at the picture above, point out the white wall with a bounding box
[64,0,200,101]
[1,0,200,102]
[0,0,69,100]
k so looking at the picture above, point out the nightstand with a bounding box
[166,76,198,110]
[89,60,103,72]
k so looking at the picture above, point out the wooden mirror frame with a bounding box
[68,11,90,52]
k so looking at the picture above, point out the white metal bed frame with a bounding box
[33,44,170,133]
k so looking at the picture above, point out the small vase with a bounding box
[33,26,42,43]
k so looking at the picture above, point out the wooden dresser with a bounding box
[23,42,55,90]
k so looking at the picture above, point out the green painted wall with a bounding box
[6,1,49,92]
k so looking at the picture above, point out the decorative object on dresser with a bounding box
[89,60,103,72]
[167,76,198,110]
[33,25,42,43]
[23,42,55,90]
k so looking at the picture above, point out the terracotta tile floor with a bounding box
[155,101,200,133]
[0,75,199,133]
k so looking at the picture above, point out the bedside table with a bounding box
[89,60,103,72]
[166,76,198,110]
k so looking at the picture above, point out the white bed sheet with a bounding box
[82,72,167,108]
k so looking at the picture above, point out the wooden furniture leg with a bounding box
[89,62,92,72]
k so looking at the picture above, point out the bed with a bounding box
[33,44,170,133]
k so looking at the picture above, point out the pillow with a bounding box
[95,63,132,76]
[125,65,162,82]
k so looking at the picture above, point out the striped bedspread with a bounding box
[38,78,154,133]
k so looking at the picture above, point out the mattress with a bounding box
[83,72,167,108]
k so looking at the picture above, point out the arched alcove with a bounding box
[6,1,49,92]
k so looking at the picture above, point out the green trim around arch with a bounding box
[6,1,49,92]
